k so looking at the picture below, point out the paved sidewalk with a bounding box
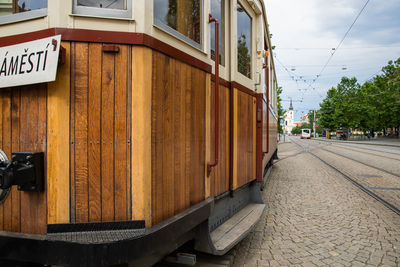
[229,142,400,267]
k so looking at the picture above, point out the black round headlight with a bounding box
[0,150,11,204]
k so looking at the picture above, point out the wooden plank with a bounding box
[73,42,89,223]
[246,94,251,185]
[209,81,215,196]
[200,70,206,202]
[87,43,102,222]
[199,71,206,201]
[132,47,152,228]
[204,73,211,199]
[218,85,227,194]
[11,89,21,232]
[246,94,251,183]
[47,41,71,224]
[190,67,205,205]
[70,45,76,223]
[114,45,129,221]
[19,84,47,234]
[210,81,215,196]
[180,62,189,211]
[101,51,115,222]
[225,87,230,192]
[243,93,248,186]
[189,67,197,205]
[1,89,12,231]
[232,89,238,189]
[217,85,223,195]
[238,91,244,187]
[151,51,165,225]
[211,203,265,251]
[174,61,188,212]
[184,63,192,208]
[36,83,48,234]
[163,56,175,219]
[19,87,32,234]
[237,91,245,187]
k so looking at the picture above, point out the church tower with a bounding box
[288,99,294,123]
[284,99,296,134]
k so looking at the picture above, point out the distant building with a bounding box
[284,100,297,134]
[301,113,309,124]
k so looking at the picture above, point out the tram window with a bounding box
[154,0,202,48]
[76,0,126,10]
[0,0,47,24]
[0,0,46,15]
[210,0,225,66]
[73,0,131,18]
[237,3,252,78]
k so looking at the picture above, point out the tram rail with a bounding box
[310,142,400,178]
[327,143,400,161]
[290,137,400,217]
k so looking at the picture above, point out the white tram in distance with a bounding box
[301,129,312,139]
[0,0,279,266]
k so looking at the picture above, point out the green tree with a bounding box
[333,77,361,129]
[291,126,302,135]
[319,87,337,131]
[379,58,400,134]
[277,87,286,134]
[318,57,400,137]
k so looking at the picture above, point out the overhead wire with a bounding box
[276,0,372,108]
[274,56,326,99]
[276,45,400,50]
[312,0,371,85]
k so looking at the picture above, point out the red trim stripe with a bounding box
[0,28,259,97]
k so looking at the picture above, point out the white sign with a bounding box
[0,35,61,88]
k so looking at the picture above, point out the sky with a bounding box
[264,0,400,121]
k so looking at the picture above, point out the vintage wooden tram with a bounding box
[0,0,278,266]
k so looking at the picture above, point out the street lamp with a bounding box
[313,110,316,138]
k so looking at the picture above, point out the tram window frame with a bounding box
[210,0,225,66]
[73,0,132,19]
[236,1,252,79]
[153,0,203,50]
[0,0,47,25]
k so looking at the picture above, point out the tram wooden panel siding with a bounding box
[269,112,278,155]
[47,42,71,225]
[261,97,278,172]
[210,82,230,197]
[232,88,257,190]
[151,51,206,225]
[0,85,48,234]
[70,43,131,223]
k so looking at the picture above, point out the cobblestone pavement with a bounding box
[229,141,400,267]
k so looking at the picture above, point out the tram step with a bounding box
[210,203,265,253]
